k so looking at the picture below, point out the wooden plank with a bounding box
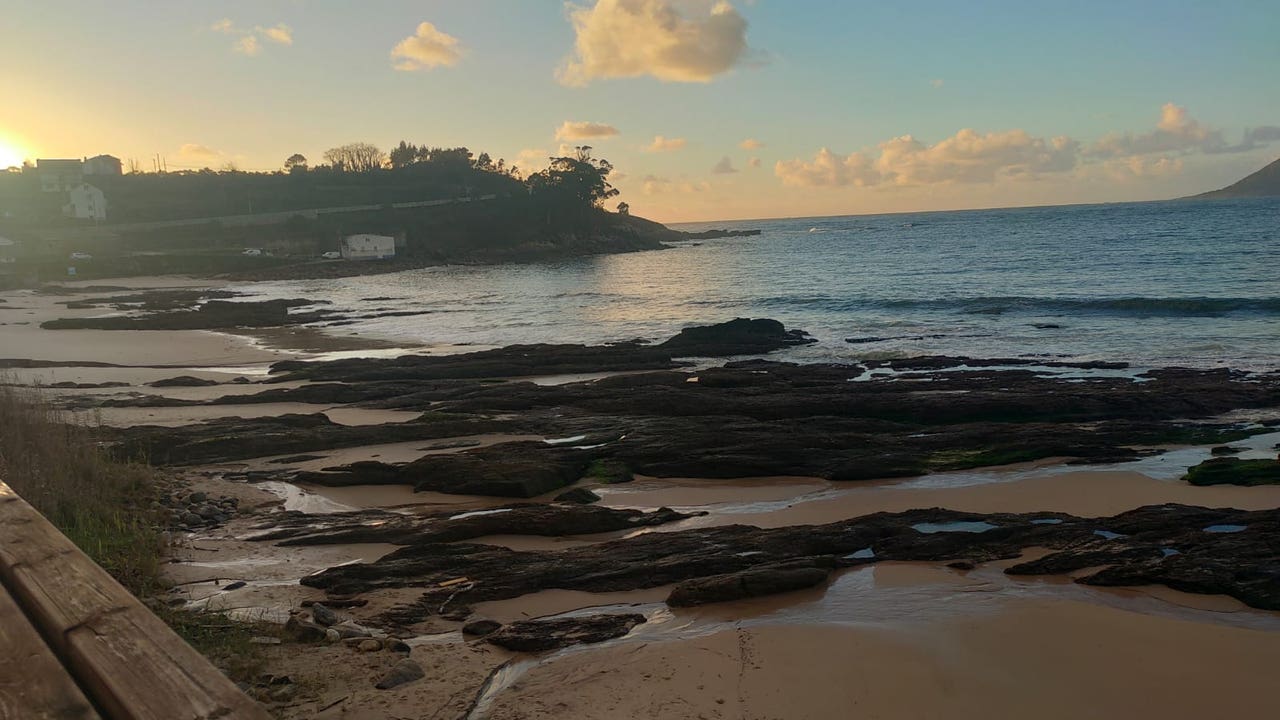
[0,583,101,720]
[0,482,270,720]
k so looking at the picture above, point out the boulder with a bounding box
[554,487,602,504]
[658,318,816,357]
[375,659,424,690]
[484,614,646,652]
[666,561,833,607]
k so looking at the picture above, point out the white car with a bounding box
[321,251,342,260]
[242,248,263,256]
[69,252,92,261]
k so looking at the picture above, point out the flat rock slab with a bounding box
[484,614,647,652]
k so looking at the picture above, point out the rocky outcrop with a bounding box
[250,504,697,546]
[1184,457,1280,486]
[483,614,646,652]
[291,504,1280,623]
[41,298,327,330]
[657,318,816,357]
[667,559,834,606]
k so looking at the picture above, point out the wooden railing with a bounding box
[0,479,269,720]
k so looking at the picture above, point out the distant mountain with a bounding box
[1192,157,1280,199]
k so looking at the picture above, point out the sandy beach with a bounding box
[4,275,1280,720]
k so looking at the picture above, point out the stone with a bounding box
[1184,457,1280,486]
[554,487,602,504]
[666,561,833,607]
[267,685,297,703]
[187,491,207,503]
[325,629,341,643]
[484,614,646,652]
[249,636,280,645]
[375,659,424,690]
[461,619,503,637]
[180,512,202,526]
[148,376,219,388]
[284,616,328,643]
[357,639,382,652]
[310,602,339,626]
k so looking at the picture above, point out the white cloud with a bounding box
[233,35,260,56]
[712,156,737,174]
[1102,155,1184,180]
[748,156,761,168]
[645,135,687,152]
[178,144,224,164]
[776,148,880,187]
[258,24,293,46]
[739,138,763,150]
[777,129,1078,188]
[640,174,708,194]
[930,78,944,89]
[392,22,464,71]
[514,148,550,175]
[558,0,752,86]
[556,121,620,141]
[212,19,292,55]
[1087,103,1230,157]
[642,174,670,194]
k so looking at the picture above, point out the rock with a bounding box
[333,621,373,639]
[267,685,297,703]
[1210,445,1245,455]
[375,659,424,690]
[310,602,339,626]
[187,491,207,503]
[195,504,220,519]
[461,619,503,637]
[1185,457,1280,486]
[947,559,977,571]
[554,487,601,504]
[657,318,816,357]
[357,639,383,652]
[484,614,646,652]
[222,581,246,591]
[325,629,341,643]
[249,636,280,645]
[149,376,219,388]
[666,561,833,607]
[180,512,202,526]
[284,616,328,643]
[386,639,412,653]
[42,298,329,332]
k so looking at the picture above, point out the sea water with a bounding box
[230,197,1280,370]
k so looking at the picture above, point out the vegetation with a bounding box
[0,382,272,679]
[586,459,633,484]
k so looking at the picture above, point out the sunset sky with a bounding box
[4,0,1278,222]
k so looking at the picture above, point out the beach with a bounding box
[3,270,1279,719]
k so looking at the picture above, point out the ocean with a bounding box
[231,198,1280,371]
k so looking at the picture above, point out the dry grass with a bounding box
[0,381,163,594]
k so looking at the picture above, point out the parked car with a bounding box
[69,252,92,261]
[242,248,263,256]
[321,251,342,260]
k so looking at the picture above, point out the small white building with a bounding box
[340,234,396,260]
[83,154,123,176]
[0,236,16,264]
[64,183,107,221]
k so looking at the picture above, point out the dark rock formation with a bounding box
[657,318,816,357]
[250,504,697,546]
[461,619,502,637]
[148,375,218,388]
[1184,457,1280,486]
[554,487,602,504]
[484,614,646,652]
[375,659,424,690]
[41,298,328,330]
[667,559,834,607]
[291,504,1280,623]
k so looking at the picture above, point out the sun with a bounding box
[0,142,27,170]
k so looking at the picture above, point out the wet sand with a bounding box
[481,596,1280,720]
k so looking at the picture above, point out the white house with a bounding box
[83,155,123,176]
[64,183,107,221]
[340,234,395,260]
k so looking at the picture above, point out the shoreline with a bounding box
[3,275,1279,718]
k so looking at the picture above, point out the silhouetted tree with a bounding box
[617,201,629,215]
[284,153,308,173]
[527,146,619,229]
[323,143,386,172]
[389,141,421,169]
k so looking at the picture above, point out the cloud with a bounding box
[233,35,261,56]
[712,156,737,174]
[258,24,293,46]
[558,0,752,86]
[930,78,944,89]
[392,22,464,71]
[640,174,708,194]
[556,121,620,141]
[1102,155,1184,180]
[645,135,687,152]
[213,19,292,55]
[776,148,881,187]
[178,144,224,164]
[739,138,763,150]
[748,156,761,168]
[777,128,1079,188]
[514,148,550,174]
[1086,103,1235,157]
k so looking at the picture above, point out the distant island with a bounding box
[1191,156,1280,199]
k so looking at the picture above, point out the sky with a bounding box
[3,0,1278,222]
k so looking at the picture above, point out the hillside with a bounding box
[1192,157,1280,199]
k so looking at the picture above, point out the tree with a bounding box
[389,141,421,169]
[531,146,619,208]
[473,152,494,172]
[284,153,308,173]
[323,143,387,172]
[617,201,629,215]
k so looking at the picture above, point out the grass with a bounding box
[0,381,164,595]
[0,381,272,682]
[1185,457,1280,486]
[585,458,633,484]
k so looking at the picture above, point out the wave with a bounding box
[754,295,1280,317]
